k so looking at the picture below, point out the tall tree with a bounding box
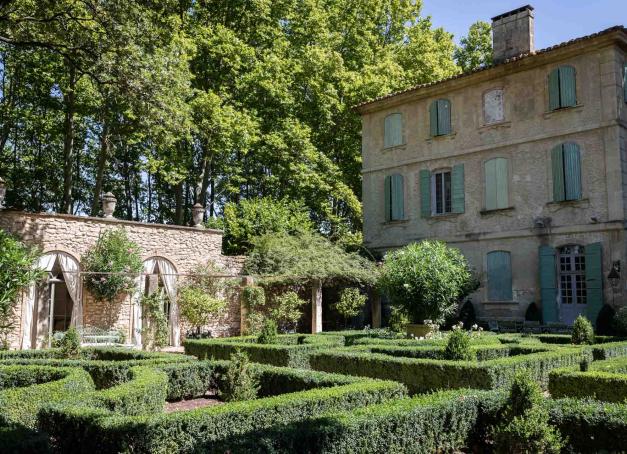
[454,21,493,72]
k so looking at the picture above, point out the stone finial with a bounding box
[102,192,117,218]
[192,203,205,228]
[0,177,6,210]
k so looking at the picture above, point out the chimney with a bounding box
[491,5,535,63]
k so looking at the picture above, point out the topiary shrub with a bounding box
[378,240,475,325]
[525,302,541,322]
[571,315,594,345]
[178,286,226,337]
[493,370,564,454]
[59,327,81,359]
[614,306,627,336]
[443,325,474,361]
[271,291,307,333]
[257,319,278,344]
[219,350,260,402]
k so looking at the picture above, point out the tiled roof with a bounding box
[354,25,626,111]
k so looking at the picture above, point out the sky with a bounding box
[421,0,626,48]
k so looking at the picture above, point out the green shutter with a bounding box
[485,159,497,210]
[451,164,464,214]
[495,158,509,209]
[548,68,560,111]
[585,242,603,326]
[539,246,558,323]
[384,113,402,148]
[551,145,565,202]
[429,101,438,137]
[384,175,391,221]
[437,99,451,135]
[391,174,404,220]
[563,142,581,201]
[420,169,431,218]
[487,251,513,301]
[559,66,577,108]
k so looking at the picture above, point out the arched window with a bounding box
[429,99,452,136]
[551,142,582,202]
[548,65,577,110]
[484,158,509,210]
[483,89,504,124]
[487,251,512,301]
[384,174,404,221]
[383,113,403,148]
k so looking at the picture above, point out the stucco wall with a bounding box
[0,210,245,348]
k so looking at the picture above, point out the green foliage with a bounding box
[82,229,143,303]
[218,351,260,402]
[549,356,627,402]
[336,287,367,320]
[443,327,474,361]
[613,306,627,335]
[271,291,307,333]
[0,231,43,348]
[223,197,313,254]
[506,371,543,417]
[242,286,267,335]
[454,21,493,72]
[59,327,81,359]
[178,286,227,333]
[571,315,595,345]
[378,240,474,324]
[140,292,170,351]
[257,319,278,345]
[388,306,411,333]
[245,232,377,286]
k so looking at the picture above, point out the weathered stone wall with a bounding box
[0,210,245,348]
[359,33,627,321]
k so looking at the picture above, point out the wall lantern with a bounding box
[608,261,621,289]
[192,203,205,228]
[102,192,117,219]
[0,177,6,210]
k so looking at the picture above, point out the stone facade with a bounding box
[0,210,245,349]
[357,16,627,325]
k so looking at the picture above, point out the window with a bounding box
[384,113,403,148]
[484,158,509,210]
[558,245,587,305]
[432,170,452,214]
[551,142,582,202]
[384,174,404,221]
[548,65,577,110]
[487,251,513,301]
[429,99,452,136]
[484,89,504,124]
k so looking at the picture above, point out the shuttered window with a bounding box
[384,174,404,221]
[384,113,403,148]
[429,99,452,136]
[548,65,577,110]
[430,165,464,215]
[551,143,582,202]
[484,89,504,124]
[487,251,513,301]
[539,246,558,323]
[484,158,509,210]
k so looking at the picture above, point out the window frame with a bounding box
[383,112,404,149]
[548,65,577,111]
[429,99,452,137]
[431,169,452,215]
[483,157,510,211]
[482,88,505,125]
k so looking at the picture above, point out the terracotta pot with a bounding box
[404,323,434,338]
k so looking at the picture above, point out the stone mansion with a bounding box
[357,6,627,326]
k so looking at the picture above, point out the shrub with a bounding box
[257,319,278,344]
[571,315,594,345]
[271,291,307,333]
[178,285,227,336]
[378,240,474,324]
[443,325,474,361]
[335,288,367,323]
[614,306,627,336]
[388,306,410,333]
[59,327,81,359]
[82,229,143,303]
[140,292,169,350]
[219,351,260,402]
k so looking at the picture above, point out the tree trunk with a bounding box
[61,61,76,213]
[174,181,184,225]
[90,120,110,216]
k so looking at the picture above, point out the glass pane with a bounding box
[435,173,443,214]
[444,172,452,213]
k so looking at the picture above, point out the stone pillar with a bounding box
[311,279,323,333]
[240,276,254,335]
[371,292,382,329]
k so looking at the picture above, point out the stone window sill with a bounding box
[428,212,461,220]
[546,198,589,209]
[382,144,407,152]
[382,219,409,226]
[426,132,456,143]
[478,120,511,131]
[480,206,515,216]
[543,104,584,119]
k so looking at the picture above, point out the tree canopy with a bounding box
[0,0,461,238]
[454,21,493,72]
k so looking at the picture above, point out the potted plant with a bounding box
[378,240,477,338]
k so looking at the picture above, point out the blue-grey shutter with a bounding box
[559,66,577,108]
[563,142,582,201]
[384,175,391,221]
[539,246,558,323]
[437,99,451,135]
[585,242,603,326]
[551,145,565,202]
[495,158,509,209]
[487,251,513,301]
[384,113,402,148]
[429,101,438,137]
[391,174,404,220]
[485,159,497,211]
[420,169,431,218]
[451,164,464,214]
[548,68,561,110]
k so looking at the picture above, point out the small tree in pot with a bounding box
[378,240,476,336]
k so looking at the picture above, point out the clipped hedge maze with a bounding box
[549,356,627,402]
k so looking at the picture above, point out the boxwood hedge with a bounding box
[549,357,627,402]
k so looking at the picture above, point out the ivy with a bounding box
[140,292,169,351]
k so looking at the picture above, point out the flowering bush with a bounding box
[83,229,143,302]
